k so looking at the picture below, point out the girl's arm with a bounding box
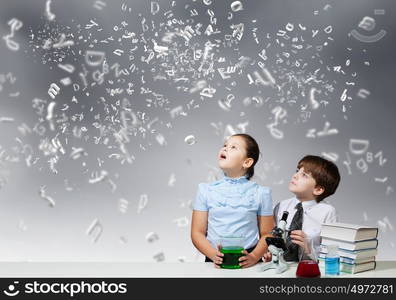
[251,215,274,260]
[239,215,274,268]
[191,210,219,261]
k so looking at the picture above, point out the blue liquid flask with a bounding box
[325,245,340,276]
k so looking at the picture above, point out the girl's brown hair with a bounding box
[232,134,260,180]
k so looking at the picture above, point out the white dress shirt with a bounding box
[274,197,338,259]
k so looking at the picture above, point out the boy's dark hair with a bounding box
[231,134,260,180]
[297,155,341,202]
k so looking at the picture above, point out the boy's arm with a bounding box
[289,230,310,254]
[191,210,219,260]
[291,205,337,257]
[314,205,338,256]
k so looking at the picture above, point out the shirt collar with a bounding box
[223,175,248,184]
[293,197,317,210]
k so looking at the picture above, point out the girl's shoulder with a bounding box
[208,179,224,186]
[199,178,227,188]
[197,180,220,192]
[198,180,271,193]
[250,182,272,193]
[197,179,220,188]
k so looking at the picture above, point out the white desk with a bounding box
[0,261,395,278]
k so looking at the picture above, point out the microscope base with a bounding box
[261,261,288,274]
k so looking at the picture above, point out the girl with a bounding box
[191,134,274,268]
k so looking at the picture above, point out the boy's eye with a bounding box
[231,146,236,149]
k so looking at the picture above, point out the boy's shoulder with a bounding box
[277,198,336,207]
[277,197,296,206]
[273,197,296,213]
[315,200,336,210]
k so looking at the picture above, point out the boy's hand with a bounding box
[262,252,272,262]
[290,230,310,253]
[239,251,260,268]
[212,245,224,268]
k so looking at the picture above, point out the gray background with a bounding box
[0,0,395,262]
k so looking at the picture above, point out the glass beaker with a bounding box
[325,244,340,276]
[296,238,321,278]
[219,236,245,269]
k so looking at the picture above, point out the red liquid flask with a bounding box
[296,260,321,278]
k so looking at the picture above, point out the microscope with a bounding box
[261,211,289,274]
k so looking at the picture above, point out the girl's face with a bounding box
[218,136,253,176]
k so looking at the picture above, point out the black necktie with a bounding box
[283,202,303,262]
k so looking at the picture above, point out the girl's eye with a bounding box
[231,146,236,149]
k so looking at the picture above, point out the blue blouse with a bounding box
[194,175,273,249]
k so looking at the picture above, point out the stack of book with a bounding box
[319,223,378,274]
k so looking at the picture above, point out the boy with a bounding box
[264,155,340,262]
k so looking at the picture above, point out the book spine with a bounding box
[320,238,378,251]
[340,262,376,274]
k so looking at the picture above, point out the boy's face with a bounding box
[288,167,324,201]
[218,136,252,174]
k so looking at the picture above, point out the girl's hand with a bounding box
[239,251,260,268]
[290,230,310,254]
[262,252,272,262]
[212,245,224,268]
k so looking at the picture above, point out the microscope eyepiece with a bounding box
[280,211,289,222]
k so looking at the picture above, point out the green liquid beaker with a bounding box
[221,246,244,269]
